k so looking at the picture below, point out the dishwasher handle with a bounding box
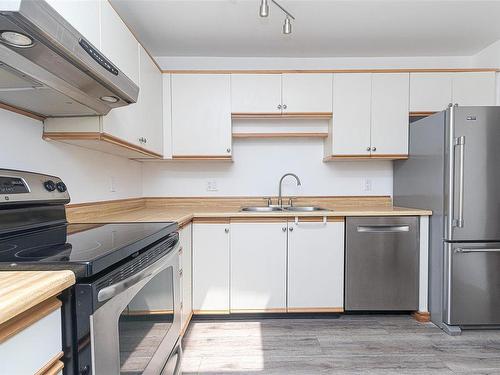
[357,225,410,233]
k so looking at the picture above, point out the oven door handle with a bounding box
[97,244,178,302]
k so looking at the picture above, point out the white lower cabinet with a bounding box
[192,223,230,313]
[230,221,288,312]
[179,223,192,330]
[0,301,62,374]
[192,218,346,314]
[287,219,345,311]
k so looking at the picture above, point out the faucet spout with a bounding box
[278,173,301,206]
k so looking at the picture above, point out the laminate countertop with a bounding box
[0,271,75,325]
[67,197,432,227]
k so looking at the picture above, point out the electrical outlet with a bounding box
[206,179,218,192]
[363,178,372,192]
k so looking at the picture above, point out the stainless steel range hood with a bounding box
[0,0,139,117]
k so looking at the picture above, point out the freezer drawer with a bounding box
[445,242,500,325]
[345,217,419,311]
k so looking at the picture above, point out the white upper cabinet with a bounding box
[231,74,282,113]
[46,0,101,48]
[192,223,230,313]
[282,73,333,113]
[371,73,409,156]
[328,73,372,156]
[230,222,287,311]
[452,72,496,106]
[409,73,452,112]
[171,74,232,157]
[409,71,496,112]
[288,219,344,310]
[100,0,139,85]
[138,46,163,156]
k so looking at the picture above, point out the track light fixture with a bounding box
[259,0,295,35]
[259,0,269,17]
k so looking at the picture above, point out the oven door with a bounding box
[90,241,182,375]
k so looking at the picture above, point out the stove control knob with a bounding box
[56,181,67,193]
[43,180,56,192]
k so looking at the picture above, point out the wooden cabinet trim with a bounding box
[0,297,61,343]
[35,352,64,375]
[171,155,233,161]
[232,132,328,139]
[412,311,431,323]
[0,102,46,121]
[409,111,437,117]
[164,68,499,74]
[42,131,163,158]
[192,310,230,315]
[193,217,230,224]
[324,154,408,161]
[232,112,332,120]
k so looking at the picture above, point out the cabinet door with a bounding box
[162,74,173,159]
[100,1,139,85]
[230,222,287,311]
[282,73,333,113]
[138,46,163,156]
[288,219,344,310]
[452,72,496,106]
[371,73,410,156]
[171,74,232,157]
[46,0,100,48]
[330,73,372,156]
[409,73,452,112]
[231,74,282,113]
[101,94,141,148]
[179,224,192,329]
[192,223,230,312]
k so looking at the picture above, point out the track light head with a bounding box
[283,16,292,34]
[259,0,269,17]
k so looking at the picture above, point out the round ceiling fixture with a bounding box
[0,30,34,48]
[100,95,119,103]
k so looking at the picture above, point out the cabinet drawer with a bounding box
[0,301,62,375]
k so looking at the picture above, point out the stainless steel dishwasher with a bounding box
[345,216,419,311]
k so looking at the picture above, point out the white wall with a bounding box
[142,138,393,197]
[0,109,142,204]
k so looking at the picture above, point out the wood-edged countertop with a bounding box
[0,271,75,325]
[67,196,432,227]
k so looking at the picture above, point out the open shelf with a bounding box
[232,132,328,139]
[231,112,333,120]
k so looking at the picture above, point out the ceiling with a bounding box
[109,0,500,58]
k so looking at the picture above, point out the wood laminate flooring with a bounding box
[181,315,500,375]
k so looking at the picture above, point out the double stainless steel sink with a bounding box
[241,206,327,212]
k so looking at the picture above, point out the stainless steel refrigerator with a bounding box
[394,105,500,335]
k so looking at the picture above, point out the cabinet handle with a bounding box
[225,228,229,233]
[372,147,377,152]
[178,246,183,255]
[288,227,294,232]
[277,104,282,110]
[366,147,371,151]
[226,148,231,153]
[179,269,183,277]
[144,138,147,144]
[282,227,287,232]
[283,104,287,109]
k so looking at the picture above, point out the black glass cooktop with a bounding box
[0,222,177,278]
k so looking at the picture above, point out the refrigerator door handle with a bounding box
[455,248,500,253]
[453,136,465,228]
